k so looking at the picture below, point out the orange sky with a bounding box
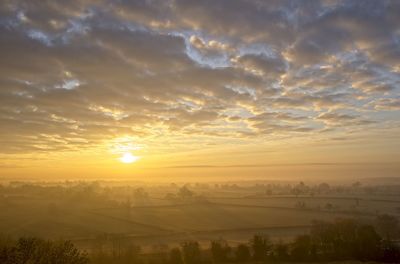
[1,129,399,181]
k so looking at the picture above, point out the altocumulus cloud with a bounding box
[0,0,399,153]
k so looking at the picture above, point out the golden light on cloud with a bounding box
[110,136,143,153]
[0,0,399,183]
[119,152,139,164]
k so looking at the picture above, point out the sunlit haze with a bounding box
[120,153,140,164]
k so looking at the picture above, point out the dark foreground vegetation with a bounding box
[0,237,89,264]
[1,218,399,264]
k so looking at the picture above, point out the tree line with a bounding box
[1,217,399,263]
[165,218,399,264]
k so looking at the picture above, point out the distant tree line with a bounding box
[1,217,399,263]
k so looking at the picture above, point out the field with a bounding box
[1,182,399,253]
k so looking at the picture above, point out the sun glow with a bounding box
[119,153,139,163]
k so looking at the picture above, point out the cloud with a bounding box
[0,0,399,153]
[189,35,234,53]
[232,53,286,77]
[369,98,400,111]
[316,111,374,127]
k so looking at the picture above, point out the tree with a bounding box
[291,235,314,262]
[0,237,89,264]
[355,225,381,261]
[121,242,141,263]
[375,214,399,240]
[133,187,150,205]
[250,235,271,261]
[273,243,289,262]
[169,248,184,264]
[179,186,194,200]
[307,218,398,262]
[235,244,250,262]
[317,183,330,194]
[181,241,201,264]
[210,239,231,262]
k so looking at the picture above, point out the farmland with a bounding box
[1,180,399,253]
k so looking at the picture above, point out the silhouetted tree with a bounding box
[0,237,88,264]
[308,218,394,262]
[291,235,315,262]
[355,225,381,261]
[169,248,184,264]
[235,244,250,262]
[250,235,271,261]
[273,243,289,262]
[210,239,231,262]
[376,214,399,240]
[121,242,141,264]
[3,217,400,264]
[153,243,169,264]
[181,241,201,264]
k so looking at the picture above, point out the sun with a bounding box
[119,153,139,164]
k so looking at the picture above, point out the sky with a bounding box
[0,0,399,182]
